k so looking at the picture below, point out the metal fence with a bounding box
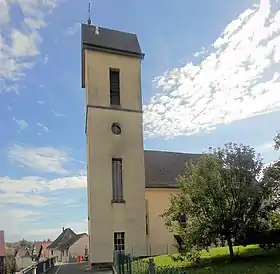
[19,257,57,274]
[113,251,185,274]
[124,244,177,258]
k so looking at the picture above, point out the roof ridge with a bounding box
[144,149,201,155]
[81,23,137,36]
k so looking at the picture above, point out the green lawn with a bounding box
[149,245,280,273]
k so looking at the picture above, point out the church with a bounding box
[81,22,200,267]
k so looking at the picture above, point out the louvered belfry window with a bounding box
[112,158,123,202]
[110,68,120,106]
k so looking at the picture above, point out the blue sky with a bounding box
[0,0,279,241]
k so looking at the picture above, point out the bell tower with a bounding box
[81,23,146,266]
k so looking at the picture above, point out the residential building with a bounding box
[14,249,33,271]
[81,22,201,268]
[47,228,89,262]
[35,240,52,260]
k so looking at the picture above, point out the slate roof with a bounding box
[144,150,201,188]
[81,24,144,59]
[48,229,87,251]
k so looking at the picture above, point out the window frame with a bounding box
[114,232,125,252]
[111,158,125,203]
[109,68,121,106]
[145,199,149,235]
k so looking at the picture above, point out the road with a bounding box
[48,262,112,274]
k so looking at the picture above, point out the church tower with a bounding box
[81,23,147,266]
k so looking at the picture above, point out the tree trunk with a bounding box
[227,237,234,259]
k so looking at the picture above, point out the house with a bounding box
[14,249,33,270]
[35,240,52,260]
[47,228,89,262]
[81,22,202,268]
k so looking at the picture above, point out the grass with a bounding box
[149,245,280,273]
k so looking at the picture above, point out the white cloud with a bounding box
[0,173,86,228]
[0,174,86,199]
[52,109,66,117]
[256,141,274,154]
[144,0,280,138]
[65,22,80,36]
[37,100,44,104]
[8,144,70,174]
[42,54,48,64]
[24,17,46,30]
[0,173,86,212]
[13,117,28,131]
[0,206,87,241]
[26,219,88,241]
[0,173,87,241]
[0,0,9,24]
[10,28,41,57]
[0,209,42,241]
[0,0,62,92]
[37,122,49,132]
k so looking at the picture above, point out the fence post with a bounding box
[33,266,37,274]
[117,252,121,274]
[127,253,132,274]
[148,258,155,274]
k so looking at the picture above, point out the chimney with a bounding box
[62,227,64,232]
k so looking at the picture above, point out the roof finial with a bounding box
[87,1,92,25]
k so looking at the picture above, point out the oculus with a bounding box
[111,123,121,135]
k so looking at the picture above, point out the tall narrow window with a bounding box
[145,199,149,235]
[112,158,123,202]
[110,68,120,106]
[114,232,125,251]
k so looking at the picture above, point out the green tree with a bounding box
[269,211,280,229]
[5,256,16,274]
[162,142,276,261]
[273,131,280,150]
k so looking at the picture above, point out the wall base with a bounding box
[90,262,113,271]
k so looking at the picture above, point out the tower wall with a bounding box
[85,49,146,264]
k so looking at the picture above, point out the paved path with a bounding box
[51,262,112,274]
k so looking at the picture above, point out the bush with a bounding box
[235,229,280,248]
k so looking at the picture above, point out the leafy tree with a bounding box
[273,131,280,150]
[261,133,280,229]
[162,142,278,261]
[269,211,280,229]
[5,256,16,274]
[19,239,26,247]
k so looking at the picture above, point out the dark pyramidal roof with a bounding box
[81,23,144,59]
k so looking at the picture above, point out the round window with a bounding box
[111,123,121,135]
